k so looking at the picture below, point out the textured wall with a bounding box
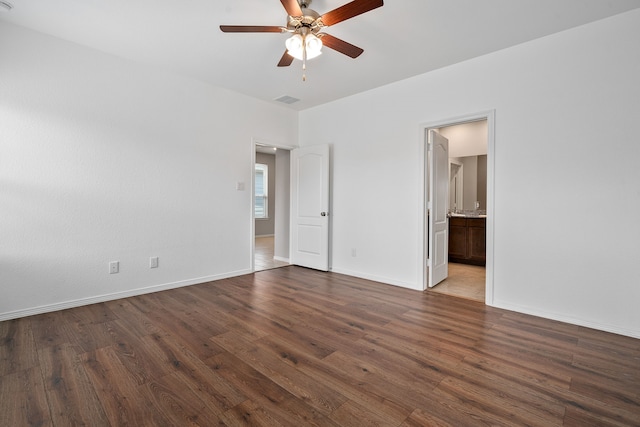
[0,22,297,319]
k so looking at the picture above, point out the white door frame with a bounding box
[449,159,463,211]
[419,111,495,305]
[251,137,296,272]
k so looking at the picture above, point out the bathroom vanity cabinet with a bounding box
[448,216,486,266]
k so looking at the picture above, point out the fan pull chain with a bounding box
[302,42,307,81]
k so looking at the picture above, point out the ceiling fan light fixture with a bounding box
[286,33,323,61]
[285,33,304,55]
[305,33,323,55]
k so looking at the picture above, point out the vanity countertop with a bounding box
[448,212,486,218]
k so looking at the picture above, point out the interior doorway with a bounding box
[421,111,495,305]
[253,141,292,272]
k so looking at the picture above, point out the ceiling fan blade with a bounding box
[320,34,364,58]
[220,25,284,33]
[320,0,383,27]
[280,0,303,16]
[277,50,295,67]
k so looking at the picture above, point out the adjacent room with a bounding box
[2,0,639,425]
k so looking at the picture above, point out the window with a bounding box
[255,163,268,218]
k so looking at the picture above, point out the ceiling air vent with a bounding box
[274,95,300,105]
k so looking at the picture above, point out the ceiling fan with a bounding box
[220,0,384,79]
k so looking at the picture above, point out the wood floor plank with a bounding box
[232,306,337,360]
[258,334,413,425]
[220,399,286,427]
[104,299,163,337]
[65,302,119,326]
[329,399,400,426]
[149,331,247,412]
[400,396,515,427]
[569,373,640,414]
[143,307,226,360]
[563,405,635,427]
[214,331,349,417]
[81,346,171,426]
[433,375,560,426]
[143,372,224,426]
[38,342,110,426]
[0,318,38,376]
[207,351,338,426]
[28,310,71,351]
[64,318,136,354]
[1,266,638,426]
[0,367,51,427]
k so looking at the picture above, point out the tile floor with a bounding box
[255,235,290,271]
[429,262,486,302]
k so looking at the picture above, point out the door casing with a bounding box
[419,111,495,305]
[251,138,296,272]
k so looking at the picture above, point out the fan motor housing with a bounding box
[287,7,321,31]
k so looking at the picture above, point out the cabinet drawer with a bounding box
[449,217,466,227]
[467,218,486,228]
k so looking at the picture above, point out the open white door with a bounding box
[290,144,330,271]
[428,130,449,287]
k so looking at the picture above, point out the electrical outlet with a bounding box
[109,261,119,274]
[150,256,159,268]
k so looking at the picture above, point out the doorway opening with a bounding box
[253,141,292,272]
[421,111,495,305]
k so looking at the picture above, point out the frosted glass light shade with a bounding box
[286,33,323,61]
[285,34,303,54]
[305,34,322,56]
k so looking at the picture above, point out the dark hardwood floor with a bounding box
[1,266,639,426]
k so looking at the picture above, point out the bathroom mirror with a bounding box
[449,155,487,211]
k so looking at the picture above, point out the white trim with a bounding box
[493,300,640,339]
[0,269,252,322]
[273,256,290,263]
[250,141,256,272]
[251,137,297,273]
[418,110,496,305]
[330,267,422,291]
[449,159,463,211]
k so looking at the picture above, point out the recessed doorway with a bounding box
[253,142,292,272]
[421,111,495,305]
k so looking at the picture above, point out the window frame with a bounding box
[254,163,268,219]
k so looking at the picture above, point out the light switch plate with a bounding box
[109,261,119,274]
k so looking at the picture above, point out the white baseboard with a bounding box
[0,268,252,322]
[330,267,421,291]
[492,299,640,339]
[273,256,290,263]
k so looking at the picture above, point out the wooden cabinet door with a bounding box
[467,218,487,265]
[448,217,486,265]
[448,217,467,261]
[468,224,486,264]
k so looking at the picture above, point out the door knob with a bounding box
[320,212,327,216]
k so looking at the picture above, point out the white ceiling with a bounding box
[2,0,639,111]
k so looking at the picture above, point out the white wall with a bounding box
[0,22,297,319]
[440,120,488,158]
[299,10,640,338]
